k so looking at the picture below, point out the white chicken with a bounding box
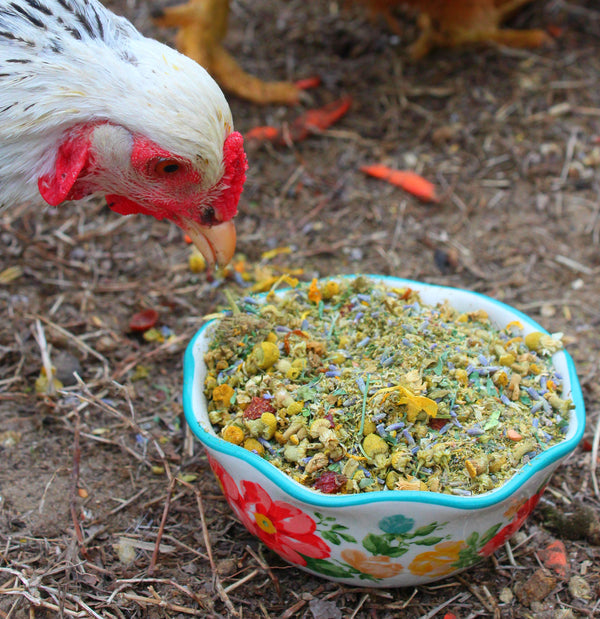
[0,0,247,268]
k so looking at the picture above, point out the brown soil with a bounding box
[1,1,599,617]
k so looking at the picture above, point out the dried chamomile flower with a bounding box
[222,425,244,445]
[244,412,277,440]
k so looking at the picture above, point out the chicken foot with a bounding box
[153,0,301,105]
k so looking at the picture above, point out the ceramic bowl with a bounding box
[182,275,585,587]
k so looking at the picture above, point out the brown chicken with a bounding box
[153,0,550,105]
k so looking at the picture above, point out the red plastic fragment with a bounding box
[244,126,281,142]
[313,471,347,494]
[295,76,322,91]
[129,309,159,332]
[288,97,352,142]
[243,396,276,420]
[244,97,352,145]
[361,164,440,203]
[539,539,568,579]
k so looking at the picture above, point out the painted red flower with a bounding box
[206,454,331,566]
[234,480,331,565]
[479,488,545,557]
[207,454,241,503]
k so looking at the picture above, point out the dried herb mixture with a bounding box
[203,277,573,496]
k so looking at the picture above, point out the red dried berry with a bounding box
[428,418,448,431]
[324,412,335,428]
[243,396,275,420]
[313,471,347,494]
[129,308,159,332]
[581,438,593,452]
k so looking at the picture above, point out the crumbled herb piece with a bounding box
[203,278,573,495]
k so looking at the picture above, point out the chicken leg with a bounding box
[152,0,301,105]
[406,0,551,59]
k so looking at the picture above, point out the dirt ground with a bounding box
[1,0,600,617]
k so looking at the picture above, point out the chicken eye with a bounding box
[154,158,181,176]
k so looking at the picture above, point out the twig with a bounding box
[222,568,261,594]
[107,577,208,609]
[118,591,203,616]
[457,576,497,616]
[416,592,463,619]
[194,488,240,617]
[244,544,281,597]
[348,593,369,619]
[69,409,88,559]
[148,477,176,576]
[278,598,308,619]
[504,540,517,567]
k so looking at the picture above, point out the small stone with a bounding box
[568,574,592,601]
[53,350,82,386]
[114,538,136,564]
[216,557,238,576]
[499,587,514,604]
[553,609,576,619]
[308,598,342,619]
[515,568,557,606]
[540,304,556,317]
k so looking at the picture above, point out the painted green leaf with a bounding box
[414,536,444,546]
[301,556,375,580]
[411,522,442,537]
[362,533,408,558]
[338,532,357,543]
[322,531,342,546]
[479,522,502,547]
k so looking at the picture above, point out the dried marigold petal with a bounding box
[212,384,234,408]
[313,470,347,494]
[307,278,322,304]
[243,396,276,420]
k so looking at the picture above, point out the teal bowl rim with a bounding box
[183,275,586,510]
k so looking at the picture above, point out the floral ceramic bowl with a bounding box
[182,275,585,587]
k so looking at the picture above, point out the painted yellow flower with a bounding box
[340,549,404,579]
[408,541,465,577]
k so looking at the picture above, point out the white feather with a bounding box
[0,0,232,208]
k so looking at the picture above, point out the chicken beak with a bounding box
[183,219,237,269]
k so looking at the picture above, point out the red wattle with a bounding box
[106,194,162,219]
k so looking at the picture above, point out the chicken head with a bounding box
[38,122,247,269]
